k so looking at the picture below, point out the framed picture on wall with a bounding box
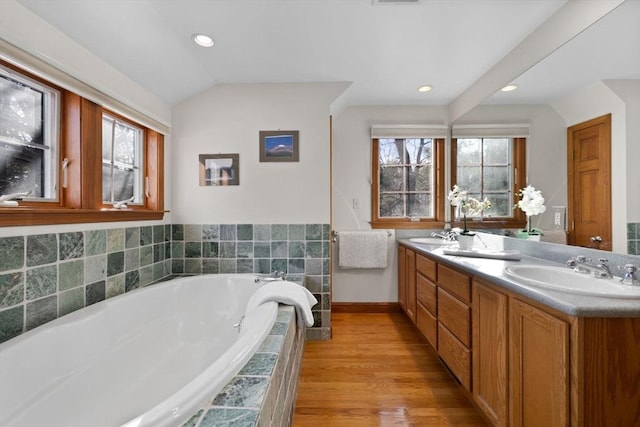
[199,154,239,186]
[259,130,299,162]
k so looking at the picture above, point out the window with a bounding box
[0,64,60,201]
[372,137,445,228]
[102,113,143,205]
[452,137,526,228]
[0,59,164,226]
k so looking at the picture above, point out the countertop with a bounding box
[398,238,640,318]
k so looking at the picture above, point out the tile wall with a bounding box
[0,222,331,344]
[628,223,640,255]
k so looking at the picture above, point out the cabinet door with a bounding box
[510,298,569,427]
[405,249,416,322]
[397,245,406,312]
[473,281,508,427]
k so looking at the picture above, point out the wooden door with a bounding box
[510,299,569,427]
[473,280,508,427]
[567,114,612,250]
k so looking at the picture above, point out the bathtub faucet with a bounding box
[254,271,287,283]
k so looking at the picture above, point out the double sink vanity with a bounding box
[397,234,640,427]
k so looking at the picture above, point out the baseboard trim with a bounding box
[331,302,402,313]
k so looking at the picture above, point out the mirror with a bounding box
[453,0,640,254]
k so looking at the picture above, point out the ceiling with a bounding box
[15,0,640,110]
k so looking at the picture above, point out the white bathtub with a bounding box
[0,274,278,427]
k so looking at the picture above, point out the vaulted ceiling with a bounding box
[15,0,640,114]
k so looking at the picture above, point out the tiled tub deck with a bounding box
[182,305,304,427]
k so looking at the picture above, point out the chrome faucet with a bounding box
[431,231,457,241]
[619,264,639,286]
[566,256,614,279]
[254,270,287,283]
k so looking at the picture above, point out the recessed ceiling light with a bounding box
[417,85,433,93]
[192,33,214,47]
[501,84,518,92]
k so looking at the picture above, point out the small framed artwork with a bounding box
[199,154,239,186]
[259,130,299,162]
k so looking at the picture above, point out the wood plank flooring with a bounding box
[293,312,488,426]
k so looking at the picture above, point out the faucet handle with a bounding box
[598,257,608,264]
[576,255,588,263]
[618,264,639,286]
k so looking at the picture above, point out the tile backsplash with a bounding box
[0,223,331,344]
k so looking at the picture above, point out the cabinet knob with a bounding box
[590,236,603,243]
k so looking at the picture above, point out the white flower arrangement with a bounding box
[448,185,491,234]
[515,185,546,234]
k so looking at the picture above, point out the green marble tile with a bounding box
[172,241,185,258]
[139,266,154,287]
[237,224,253,241]
[140,245,153,266]
[305,241,323,258]
[288,224,305,240]
[219,259,236,274]
[125,271,140,292]
[59,260,84,291]
[211,376,269,408]
[172,224,184,241]
[202,242,218,258]
[125,227,140,249]
[220,242,236,258]
[107,228,125,252]
[236,259,253,273]
[0,306,24,343]
[199,408,258,427]
[258,335,284,353]
[0,236,24,271]
[185,259,202,275]
[107,252,125,277]
[288,259,305,274]
[26,234,57,267]
[271,224,287,240]
[25,296,57,330]
[140,226,153,246]
[254,259,271,274]
[26,265,57,300]
[237,242,253,259]
[106,275,125,298]
[0,272,24,308]
[86,281,106,305]
[85,230,106,256]
[253,224,271,241]
[271,241,287,258]
[238,353,277,376]
[181,410,203,427]
[59,232,84,260]
[305,224,322,241]
[202,259,219,274]
[59,288,85,316]
[185,242,202,258]
[125,248,140,271]
[153,225,165,243]
[254,242,270,258]
[288,241,305,258]
[85,255,106,283]
[220,224,237,241]
[171,259,185,274]
[202,224,219,241]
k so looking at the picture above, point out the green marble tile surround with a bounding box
[0,223,331,344]
[182,306,304,427]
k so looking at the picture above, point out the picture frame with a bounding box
[259,130,299,162]
[199,154,239,186]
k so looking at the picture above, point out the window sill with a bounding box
[371,220,447,230]
[0,208,165,227]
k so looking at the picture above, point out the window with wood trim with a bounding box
[372,137,445,229]
[452,137,526,229]
[0,59,164,226]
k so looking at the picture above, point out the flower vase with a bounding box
[457,233,475,250]
[518,216,542,240]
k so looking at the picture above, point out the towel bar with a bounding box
[331,230,392,243]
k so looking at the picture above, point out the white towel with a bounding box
[246,281,318,327]
[338,230,388,269]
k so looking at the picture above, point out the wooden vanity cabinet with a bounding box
[437,263,472,391]
[397,246,416,322]
[416,254,437,349]
[397,244,640,427]
[509,298,569,427]
[472,279,508,427]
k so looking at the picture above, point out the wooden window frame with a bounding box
[451,137,526,230]
[0,60,164,227]
[371,137,446,229]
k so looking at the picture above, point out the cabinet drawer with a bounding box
[438,322,471,391]
[438,288,471,347]
[417,302,437,350]
[416,254,436,281]
[437,264,471,303]
[417,274,437,314]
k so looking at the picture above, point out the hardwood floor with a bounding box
[293,312,488,426]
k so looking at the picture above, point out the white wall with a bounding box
[606,79,640,223]
[551,80,627,253]
[331,105,448,303]
[171,82,348,225]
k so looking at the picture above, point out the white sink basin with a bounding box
[503,265,640,298]
[409,237,456,245]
